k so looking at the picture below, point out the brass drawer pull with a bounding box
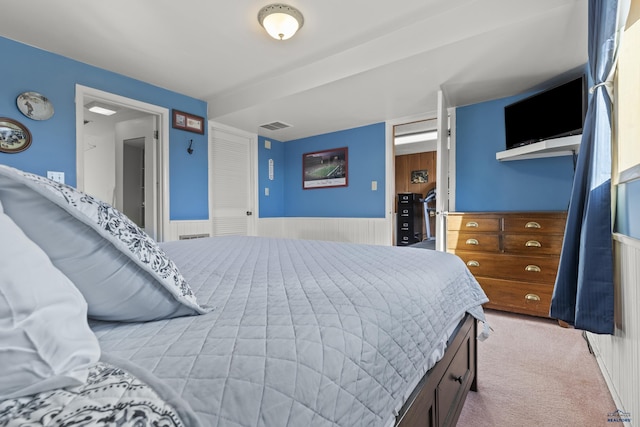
[467,260,480,267]
[525,265,541,272]
[465,221,479,228]
[525,240,542,247]
[525,293,541,302]
[465,238,479,246]
[525,221,541,229]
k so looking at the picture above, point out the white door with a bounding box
[435,90,450,252]
[209,124,256,236]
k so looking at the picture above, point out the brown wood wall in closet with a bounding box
[395,151,437,197]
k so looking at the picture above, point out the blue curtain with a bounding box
[550,0,630,335]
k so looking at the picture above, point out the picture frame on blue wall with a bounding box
[172,109,205,134]
[303,147,348,189]
[0,117,32,154]
[16,91,54,121]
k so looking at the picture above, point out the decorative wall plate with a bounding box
[16,91,54,120]
[0,117,32,153]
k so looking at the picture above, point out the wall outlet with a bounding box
[265,187,270,196]
[47,171,65,184]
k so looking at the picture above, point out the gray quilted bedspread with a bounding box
[90,236,488,427]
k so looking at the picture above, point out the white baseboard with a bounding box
[257,217,392,245]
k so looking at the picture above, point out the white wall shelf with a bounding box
[496,134,581,161]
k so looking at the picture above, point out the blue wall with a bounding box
[0,36,208,220]
[259,123,386,218]
[258,136,285,217]
[455,94,575,212]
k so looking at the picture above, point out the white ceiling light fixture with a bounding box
[85,101,118,116]
[258,4,304,41]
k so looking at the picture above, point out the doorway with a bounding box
[393,118,438,248]
[388,92,453,251]
[75,85,170,241]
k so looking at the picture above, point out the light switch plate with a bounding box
[47,171,65,184]
[371,180,377,191]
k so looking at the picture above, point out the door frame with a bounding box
[386,112,438,246]
[75,84,170,241]
[386,98,456,250]
[435,90,449,252]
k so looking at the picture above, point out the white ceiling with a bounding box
[2,0,588,141]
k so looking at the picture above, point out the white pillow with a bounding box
[0,165,209,321]
[0,199,101,400]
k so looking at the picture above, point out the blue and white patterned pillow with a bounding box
[0,165,209,321]
[0,362,197,427]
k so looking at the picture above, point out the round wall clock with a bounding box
[16,91,55,120]
[0,117,32,154]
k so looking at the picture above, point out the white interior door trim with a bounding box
[448,107,457,213]
[435,90,450,252]
[386,111,438,246]
[75,84,170,241]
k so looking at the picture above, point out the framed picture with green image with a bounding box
[302,147,348,189]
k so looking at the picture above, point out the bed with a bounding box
[0,165,489,427]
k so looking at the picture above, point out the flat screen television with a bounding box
[504,75,587,150]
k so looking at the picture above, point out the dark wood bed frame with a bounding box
[395,313,478,427]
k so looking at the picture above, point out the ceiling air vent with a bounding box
[259,121,292,131]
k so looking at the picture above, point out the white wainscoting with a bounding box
[587,233,640,425]
[257,217,393,246]
[166,220,211,241]
[168,218,392,245]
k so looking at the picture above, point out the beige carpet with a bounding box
[458,309,617,427]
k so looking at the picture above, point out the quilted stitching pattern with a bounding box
[91,237,487,427]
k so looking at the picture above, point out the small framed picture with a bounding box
[411,169,428,184]
[172,110,205,134]
[303,147,348,189]
[0,117,32,154]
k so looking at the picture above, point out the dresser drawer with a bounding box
[503,215,566,234]
[477,277,553,317]
[447,232,500,252]
[453,252,560,284]
[447,215,500,232]
[503,233,564,255]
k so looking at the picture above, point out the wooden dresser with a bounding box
[446,211,567,318]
